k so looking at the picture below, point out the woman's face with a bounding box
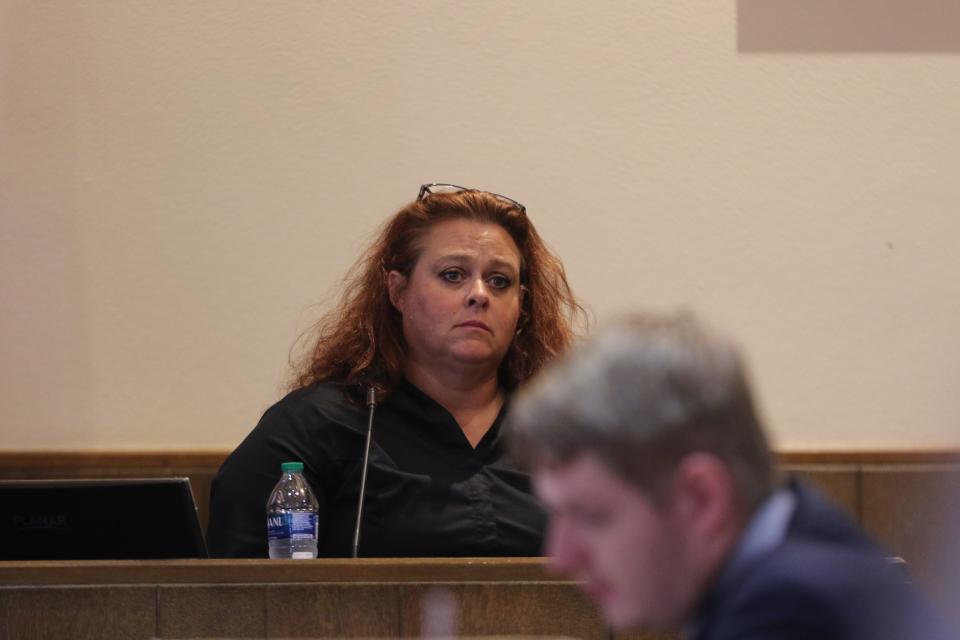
[388,219,523,379]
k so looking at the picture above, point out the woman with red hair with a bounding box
[208,184,584,558]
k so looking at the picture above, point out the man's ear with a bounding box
[387,270,407,313]
[669,452,737,538]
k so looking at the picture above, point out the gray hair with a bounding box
[508,311,775,513]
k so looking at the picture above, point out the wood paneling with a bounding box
[784,464,860,519]
[861,467,960,629]
[615,630,680,640]
[158,585,265,638]
[0,585,155,640]
[400,583,608,639]
[266,584,402,638]
[0,560,614,639]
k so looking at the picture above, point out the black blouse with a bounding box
[206,380,545,558]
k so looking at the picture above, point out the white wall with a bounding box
[2,1,958,450]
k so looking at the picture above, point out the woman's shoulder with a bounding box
[264,380,363,426]
[223,380,365,465]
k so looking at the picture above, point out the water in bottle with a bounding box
[267,461,319,559]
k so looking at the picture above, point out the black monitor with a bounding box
[0,477,209,560]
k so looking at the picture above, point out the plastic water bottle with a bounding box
[267,461,319,559]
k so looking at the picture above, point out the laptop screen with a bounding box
[0,478,209,560]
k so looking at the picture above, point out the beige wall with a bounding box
[2,1,958,451]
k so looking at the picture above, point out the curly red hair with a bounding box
[291,189,585,398]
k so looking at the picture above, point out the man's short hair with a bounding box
[508,311,776,513]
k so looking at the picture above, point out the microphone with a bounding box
[351,386,377,558]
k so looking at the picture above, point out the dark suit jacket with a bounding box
[692,479,951,640]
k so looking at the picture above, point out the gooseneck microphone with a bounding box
[351,386,377,558]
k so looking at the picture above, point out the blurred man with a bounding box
[508,313,949,639]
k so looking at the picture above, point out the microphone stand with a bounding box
[351,386,377,558]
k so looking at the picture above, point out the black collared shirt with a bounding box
[207,380,545,558]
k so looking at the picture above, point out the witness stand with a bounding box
[0,557,673,639]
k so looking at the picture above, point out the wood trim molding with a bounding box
[2,449,959,469]
[0,557,558,586]
[777,450,960,465]
[0,451,229,469]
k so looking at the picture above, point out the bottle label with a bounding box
[267,512,318,541]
